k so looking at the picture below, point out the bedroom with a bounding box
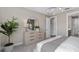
[0,7,79,52]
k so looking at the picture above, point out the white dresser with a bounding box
[24,31,45,45]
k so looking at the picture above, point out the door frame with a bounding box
[45,16,57,38]
[66,11,79,36]
[50,16,57,36]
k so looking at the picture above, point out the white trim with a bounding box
[46,16,51,38]
[66,13,69,36]
[13,42,23,46]
[66,10,79,36]
[50,16,57,36]
[55,16,57,36]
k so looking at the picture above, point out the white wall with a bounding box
[68,16,72,29]
[56,13,67,36]
[45,13,67,38]
[56,10,79,36]
[0,7,46,46]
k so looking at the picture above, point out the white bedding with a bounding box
[34,36,66,52]
[55,36,79,52]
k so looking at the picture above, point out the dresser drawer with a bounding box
[24,37,36,45]
[24,31,44,45]
[25,35,35,40]
[29,32,35,34]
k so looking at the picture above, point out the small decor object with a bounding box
[35,26,40,31]
[0,16,19,52]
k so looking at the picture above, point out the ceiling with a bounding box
[25,7,79,16]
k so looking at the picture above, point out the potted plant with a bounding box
[35,26,40,31]
[0,16,19,52]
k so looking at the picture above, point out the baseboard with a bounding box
[13,42,23,46]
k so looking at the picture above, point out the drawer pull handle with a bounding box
[30,39,34,41]
[30,33,34,34]
[39,37,42,39]
[30,36,34,37]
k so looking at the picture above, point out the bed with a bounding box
[34,36,67,52]
[55,36,79,52]
[34,36,79,52]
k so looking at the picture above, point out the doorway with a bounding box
[68,15,79,37]
[46,16,57,39]
[50,18,56,37]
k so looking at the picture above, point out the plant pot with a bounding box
[4,43,14,52]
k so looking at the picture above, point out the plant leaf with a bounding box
[0,30,7,36]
